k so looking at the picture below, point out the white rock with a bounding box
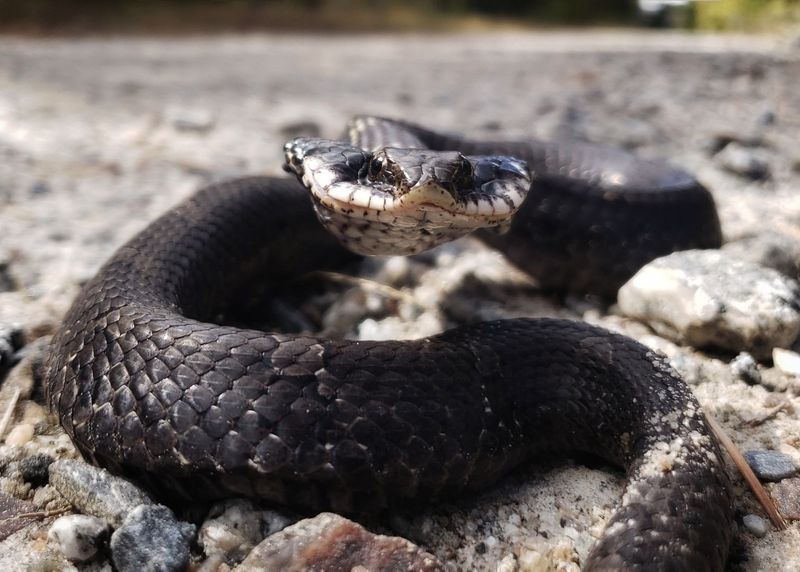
[730,352,761,384]
[5,423,34,446]
[48,515,110,562]
[496,553,517,572]
[715,142,771,180]
[618,250,800,358]
[199,499,264,559]
[773,348,800,376]
[518,548,548,572]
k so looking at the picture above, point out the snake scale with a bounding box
[46,117,733,570]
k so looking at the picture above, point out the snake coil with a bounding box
[46,117,732,570]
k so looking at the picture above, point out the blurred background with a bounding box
[0,0,799,34]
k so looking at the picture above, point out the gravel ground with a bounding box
[1,31,800,570]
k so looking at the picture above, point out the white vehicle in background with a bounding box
[638,0,713,27]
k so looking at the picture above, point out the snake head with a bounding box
[284,137,530,256]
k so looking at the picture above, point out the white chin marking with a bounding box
[324,183,375,210]
[310,167,340,191]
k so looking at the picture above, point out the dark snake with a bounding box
[45,117,733,570]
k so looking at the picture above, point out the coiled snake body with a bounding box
[46,117,733,570]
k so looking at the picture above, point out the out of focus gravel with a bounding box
[1,31,799,570]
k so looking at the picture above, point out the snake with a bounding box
[46,116,733,570]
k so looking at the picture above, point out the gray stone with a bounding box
[730,352,761,385]
[0,325,22,370]
[0,261,15,293]
[705,132,765,155]
[48,460,154,528]
[19,454,54,487]
[618,250,800,358]
[235,512,443,572]
[742,514,768,538]
[166,107,216,132]
[715,141,771,180]
[29,181,51,197]
[744,450,798,482]
[723,232,800,279]
[110,505,195,572]
[48,515,110,562]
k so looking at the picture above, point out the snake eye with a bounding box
[367,154,387,181]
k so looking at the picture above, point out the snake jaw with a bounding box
[284,136,531,255]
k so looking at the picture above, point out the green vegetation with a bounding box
[693,0,800,32]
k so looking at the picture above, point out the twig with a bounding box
[10,507,71,520]
[740,402,791,428]
[307,271,434,311]
[706,413,787,530]
[0,387,21,441]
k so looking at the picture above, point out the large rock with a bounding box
[235,512,443,571]
[618,250,800,358]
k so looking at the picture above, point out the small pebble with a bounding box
[19,454,54,487]
[771,477,800,520]
[757,109,776,126]
[29,181,51,197]
[48,514,110,562]
[110,504,195,572]
[743,450,798,482]
[0,263,15,293]
[730,352,761,385]
[5,423,35,446]
[518,547,547,570]
[496,553,517,572]
[715,141,771,180]
[199,499,264,559]
[774,348,800,377]
[49,460,153,528]
[742,514,768,538]
[376,256,414,286]
[705,132,764,154]
[167,107,216,132]
[0,325,22,367]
